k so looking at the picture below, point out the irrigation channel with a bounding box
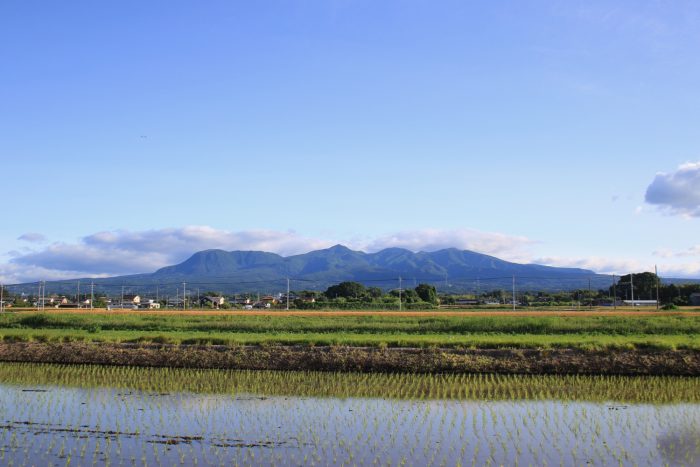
[0,364,698,466]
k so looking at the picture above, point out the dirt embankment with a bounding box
[0,342,698,375]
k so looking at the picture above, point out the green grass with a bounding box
[0,312,698,350]
[3,312,700,334]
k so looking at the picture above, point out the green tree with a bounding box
[390,288,420,303]
[324,281,366,299]
[367,287,383,299]
[414,283,438,304]
[613,272,660,300]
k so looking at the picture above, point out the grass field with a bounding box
[0,310,698,350]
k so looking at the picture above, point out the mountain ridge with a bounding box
[139,245,602,292]
[9,245,627,294]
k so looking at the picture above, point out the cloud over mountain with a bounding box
[1,226,534,282]
[362,229,535,257]
[3,225,698,284]
[645,162,700,217]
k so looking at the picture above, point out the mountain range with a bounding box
[60,245,614,295]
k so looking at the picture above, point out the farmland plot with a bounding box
[0,364,698,466]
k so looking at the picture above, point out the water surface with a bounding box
[0,364,698,466]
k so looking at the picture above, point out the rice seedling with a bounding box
[0,363,697,465]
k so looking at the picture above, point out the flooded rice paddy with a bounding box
[0,364,698,466]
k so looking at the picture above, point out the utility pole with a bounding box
[197,288,200,310]
[0,283,4,313]
[90,282,94,310]
[286,278,290,311]
[38,282,42,311]
[655,265,660,310]
[588,277,592,309]
[183,282,187,310]
[512,275,516,311]
[77,280,80,309]
[398,276,402,311]
[613,274,617,310]
[121,286,125,309]
[630,273,634,305]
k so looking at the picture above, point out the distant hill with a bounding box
[27,245,618,296]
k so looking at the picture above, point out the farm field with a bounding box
[9,306,700,316]
[0,310,699,350]
[0,363,698,466]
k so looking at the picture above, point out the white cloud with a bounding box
[653,245,700,258]
[356,228,535,259]
[652,248,674,258]
[676,245,700,257]
[645,161,700,217]
[2,226,536,283]
[533,256,646,276]
[536,255,700,279]
[0,263,112,285]
[3,225,699,283]
[6,227,335,282]
[17,233,47,243]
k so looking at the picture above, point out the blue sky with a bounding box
[2,0,700,283]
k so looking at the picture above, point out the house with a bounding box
[232,296,252,305]
[280,293,299,303]
[166,298,184,308]
[141,299,161,309]
[690,293,700,306]
[37,296,69,308]
[622,300,657,307]
[123,294,141,305]
[455,299,479,306]
[201,296,225,309]
[261,295,277,305]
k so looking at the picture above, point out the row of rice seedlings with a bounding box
[0,362,698,403]
[0,379,698,466]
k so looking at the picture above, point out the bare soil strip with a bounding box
[0,342,698,375]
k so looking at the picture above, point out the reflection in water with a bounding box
[657,428,700,465]
[0,380,698,465]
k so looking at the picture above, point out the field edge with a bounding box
[0,342,698,376]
